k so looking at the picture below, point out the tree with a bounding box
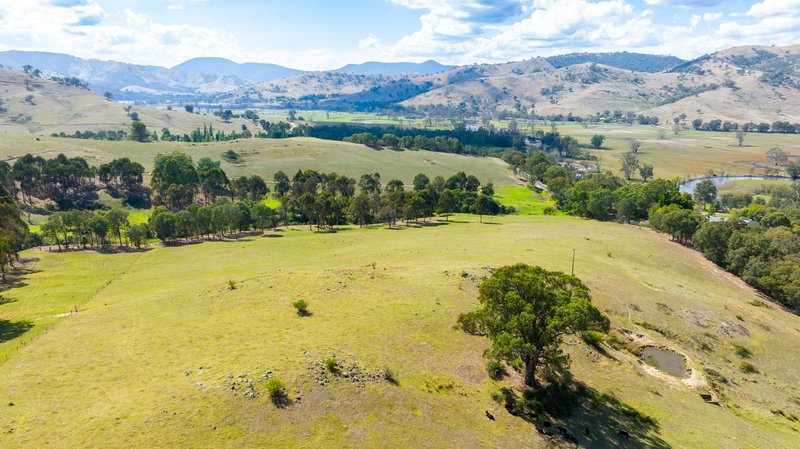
[106,209,129,246]
[693,179,718,207]
[458,264,609,388]
[766,147,788,165]
[590,135,605,149]
[657,129,666,140]
[619,152,639,180]
[413,173,430,192]
[184,105,194,113]
[103,91,113,101]
[273,171,291,198]
[437,189,455,221]
[127,223,149,248]
[629,139,641,154]
[787,161,800,180]
[130,121,149,143]
[474,194,491,223]
[736,130,746,147]
[151,152,199,209]
[639,164,654,181]
[672,123,681,135]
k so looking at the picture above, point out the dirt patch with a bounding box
[455,364,486,384]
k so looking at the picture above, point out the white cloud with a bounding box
[167,4,185,11]
[124,8,147,26]
[746,0,800,16]
[359,34,381,50]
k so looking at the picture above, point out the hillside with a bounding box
[0,69,248,135]
[171,57,302,81]
[222,45,800,123]
[217,72,402,106]
[1,215,799,448]
[546,52,685,73]
[0,133,516,187]
[0,51,302,101]
[334,60,456,76]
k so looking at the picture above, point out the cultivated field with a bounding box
[557,123,800,180]
[1,215,798,448]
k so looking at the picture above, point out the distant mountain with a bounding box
[0,68,247,135]
[171,57,303,82]
[334,60,455,76]
[546,52,685,73]
[0,51,302,102]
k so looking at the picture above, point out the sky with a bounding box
[0,0,797,70]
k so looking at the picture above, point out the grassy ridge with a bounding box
[0,133,517,188]
[0,215,798,448]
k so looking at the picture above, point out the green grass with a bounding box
[0,133,516,188]
[717,179,792,195]
[1,215,799,448]
[494,186,562,215]
[545,122,800,180]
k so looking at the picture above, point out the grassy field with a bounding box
[552,123,800,180]
[0,133,516,188]
[1,215,799,448]
[494,186,562,216]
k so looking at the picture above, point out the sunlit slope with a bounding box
[0,69,248,135]
[0,134,517,187]
[0,215,798,448]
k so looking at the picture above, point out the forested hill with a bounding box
[546,52,686,72]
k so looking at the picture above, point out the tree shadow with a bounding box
[0,319,33,343]
[497,379,670,448]
[270,391,293,409]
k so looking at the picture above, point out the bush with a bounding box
[383,366,397,385]
[543,206,557,215]
[740,362,759,374]
[486,361,507,380]
[325,357,338,372]
[227,280,237,290]
[292,299,309,316]
[581,330,606,349]
[734,344,752,359]
[265,378,286,401]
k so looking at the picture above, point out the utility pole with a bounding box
[571,249,576,275]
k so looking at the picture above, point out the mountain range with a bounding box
[1,46,798,122]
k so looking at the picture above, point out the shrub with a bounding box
[227,280,237,290]
[739,362,759,374]
[292,299,309,316]
[486,361,507,380]
[543,206,557,215]
[734,344,752,359]
[265,378,286,401]
[581,330,606,349]
[383,366,397,385]
[325,357,338,372]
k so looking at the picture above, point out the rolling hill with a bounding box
[219,45,800,123]
[1,214,799,448]
[334,60,455,76]
[0,69,248,135]
[0,51,303,101]
[546,52,686,73]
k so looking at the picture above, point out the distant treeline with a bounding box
[303,124,515,154]
[692,118,800,134]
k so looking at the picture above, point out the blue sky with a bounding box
[0,0,797,70]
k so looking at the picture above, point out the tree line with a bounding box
[4,154,145,210]
[691,118,800,134]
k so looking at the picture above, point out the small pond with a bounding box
[642,347,689,378]
[678,176,790,194]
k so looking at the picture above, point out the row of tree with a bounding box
[4,154,145,210]
[691,118,800,134]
